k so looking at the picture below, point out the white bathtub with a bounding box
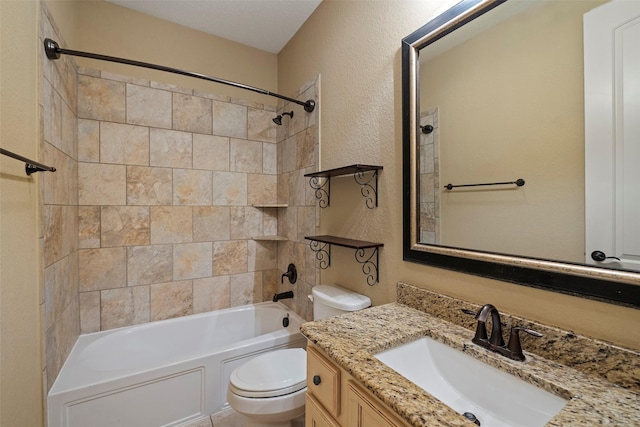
[48,301,306,427]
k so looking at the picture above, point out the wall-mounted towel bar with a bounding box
[0,148,56,176]
[43,38,316,113]
[444,178,525,190]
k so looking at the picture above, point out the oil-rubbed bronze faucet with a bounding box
[474,304,505,347]
[462,305,542,361]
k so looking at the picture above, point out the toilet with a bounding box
[226,284,371,427]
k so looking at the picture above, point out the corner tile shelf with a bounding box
[251,204,289,241]
[251,203,289,242]
[251,204,289,208]
[304,164,382,209]
[252,236,288,241]
[305,235,383,286]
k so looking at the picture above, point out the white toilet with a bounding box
[226,284,371,427]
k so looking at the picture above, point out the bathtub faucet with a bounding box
[281,263,297,284]
[273,291,294,302]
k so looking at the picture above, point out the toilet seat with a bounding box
[229,348,306,398]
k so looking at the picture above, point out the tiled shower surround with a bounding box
[77,68,277,330]
[39,3,319,395]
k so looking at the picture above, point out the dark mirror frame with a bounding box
[401,0,640,308]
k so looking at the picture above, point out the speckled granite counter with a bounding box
[300,284,640,426]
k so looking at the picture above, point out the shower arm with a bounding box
[43,38,316,113]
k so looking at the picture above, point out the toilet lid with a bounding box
[229,348,307,398]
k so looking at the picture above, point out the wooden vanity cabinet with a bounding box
[347,380,409,427]
[306,393,341,427]
[306,343,409,427]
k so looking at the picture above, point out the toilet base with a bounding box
[227,386,306,427]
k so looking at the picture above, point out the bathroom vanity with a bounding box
[306,344,409,427]
[301,283,640,426]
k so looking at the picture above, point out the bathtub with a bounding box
[48,301,306,427]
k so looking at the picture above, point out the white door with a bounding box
[585,0,640,270]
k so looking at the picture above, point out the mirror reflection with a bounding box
[416,0,638,269]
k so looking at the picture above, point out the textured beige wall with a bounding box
[279,0,640,350]
[44,0,78,47]
[0,1,45,426]
[57,0,279,105]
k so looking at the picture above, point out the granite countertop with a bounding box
[300,301,640,426]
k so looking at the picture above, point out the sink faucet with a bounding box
[473,304,505,347]
[462,304,542,361]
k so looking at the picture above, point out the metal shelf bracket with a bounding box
[353,167,379,209]
[309,176,330,208]
[309,240,331,269]
[355,247,380,286]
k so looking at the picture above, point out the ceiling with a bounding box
[106,0,323,54]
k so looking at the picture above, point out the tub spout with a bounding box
[273,291,294,302]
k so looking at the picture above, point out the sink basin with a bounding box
[375,337,568,427]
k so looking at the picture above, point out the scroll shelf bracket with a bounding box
[355,247,380,286]
[309,176,330,208]
[309,240,331,269]
[354,168,379,209]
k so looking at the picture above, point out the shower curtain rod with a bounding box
[43,38,316,112]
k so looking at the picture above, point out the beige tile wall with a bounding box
[75,68,320,331]
[275,78,321,321]
[39,4,80,396]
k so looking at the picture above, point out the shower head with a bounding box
[273,111,294,125]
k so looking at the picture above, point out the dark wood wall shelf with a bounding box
[304,164,382,209]
[305,235,383,286]
[304,165,384,285]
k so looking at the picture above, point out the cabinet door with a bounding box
[348,381,407,427]
[306,393,341,427]
[307,346,341,417]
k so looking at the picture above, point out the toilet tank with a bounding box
[312,284,371,320]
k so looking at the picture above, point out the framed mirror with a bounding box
[402,0,640,308]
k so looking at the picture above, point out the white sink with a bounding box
[375,337,568,427]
